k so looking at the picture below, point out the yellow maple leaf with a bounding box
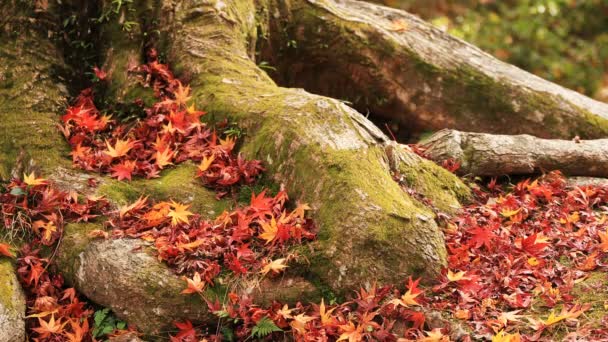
[527,257,540,266]
[500,208,521,218]
[389,288,420,307]
[260,258,288,275]
[173,81,192,107]
[33,220,57,242]
[198,155,215,173]
[492,330,521,342]
[104,138,136,158]
[277,304,294,319]
[259,216,278,244]
[544,304,590,326]
[447,269,469,282]
[290,313,315,335]
[155,148,175,169]
[23,172,48,186]
[290,202,311,220]
[167,201,193,226]
[419,328,449,342]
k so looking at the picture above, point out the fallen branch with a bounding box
[422,129,608,177]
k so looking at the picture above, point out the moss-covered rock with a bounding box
[97,162,232,216]
[0,259,26,342]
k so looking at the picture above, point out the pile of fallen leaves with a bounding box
[61,49,263,192]
[0,174,125,340]
[428,172,608,340]
[3,51,608,341]
[167,172,608,341]
[106,189,316,288]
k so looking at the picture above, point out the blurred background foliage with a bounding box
[375,0,608,102]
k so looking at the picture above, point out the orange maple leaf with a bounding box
[104,138,136,158]
[119,196,148,219]
[0,243,14,258]
[181,272,205,294]
[337,321,363,342]
[319,298,337,326]
[290,313,315,335]
[598,230,608,252]
[32,315,66,339]
[33,220,57,243]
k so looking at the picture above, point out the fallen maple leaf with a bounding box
[492,330,521,342]
[447,270,469,282]
[110,160,137,181]
[598,230,608,252]
[198,154,215,173]
[23,172,48,186]
[290,313,315,335]
[119,196,148,219]
[260,258,288,276]
[319,298,336,326]
[259,216,278,244]
[337,320,363,342]
[181,272,205,294]
[0,243,14,258]
[87,229,109,239]
[154,148,175,169]
[32,315,66,339]
[544,304,590,326]
[104,138,136,158]
[167,201,193,226]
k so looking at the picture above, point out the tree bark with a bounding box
[422,129,608,177]
[163,0,470,294]
[258,0,608,140]
[4,0,608,337]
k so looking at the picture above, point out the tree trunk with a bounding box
[422,129,608,177]
[2,0,608,337]
[257,0,608,141]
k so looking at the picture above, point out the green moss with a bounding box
[0,259,18,311]
[55,222,103,282]
[0,32,71,180]
[571,271,608,322]
[97,162,232,217]
[398,157,471,213]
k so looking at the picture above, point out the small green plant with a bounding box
[251,317,282,339]
[92,308,127,338]
[257,61,277,71]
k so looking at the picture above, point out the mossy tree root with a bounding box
[422,129,608,177]
[257,0,608,140]
[162,0,468,293]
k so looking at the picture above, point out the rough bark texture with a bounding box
[0,260,26,342]
[258,0,608,140]
[56,227,214,334]
[163,0,469,294]
[5,0,608,337]
[422,129,608,177]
